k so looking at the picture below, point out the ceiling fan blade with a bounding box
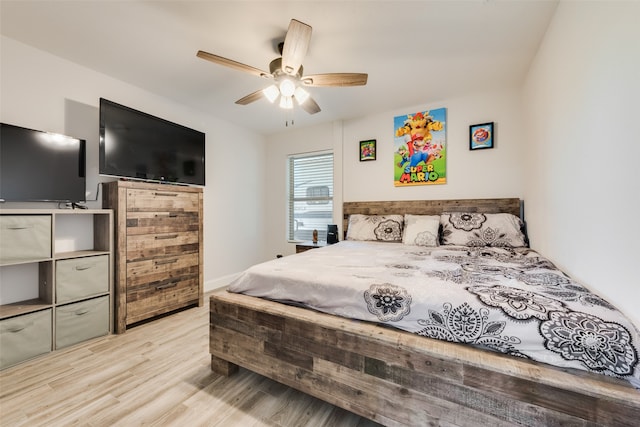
[298,95,321,115]
[301,73,368,87]
[281,19,312,76]
[197,50,272,78]
[235,89,265,105]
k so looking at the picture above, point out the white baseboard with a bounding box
[204,272,241,293]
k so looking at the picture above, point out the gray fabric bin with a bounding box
[0,309,52,369]
[56,255,109,303]
[0,216,51,263]
[55,296,109,349]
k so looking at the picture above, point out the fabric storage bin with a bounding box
[56,255,109,303]
[0,215,51,263]
[0,309,52,370]
[55,296,109,349]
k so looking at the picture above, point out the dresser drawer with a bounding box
[125,211,199,236]
[0,309,52,369]
[127,253,198,287]
[55,296,109,349]
[56,255,109,303]
[0,215,51,263]
[126,275,199,325]
[126,231,199,262]
[126,188,199,213]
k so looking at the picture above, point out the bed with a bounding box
[209,198,640,426]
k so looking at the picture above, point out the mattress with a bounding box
[228,241,640,387]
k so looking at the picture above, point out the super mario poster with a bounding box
[394,108,446,186]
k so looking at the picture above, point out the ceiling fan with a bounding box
[196,19,368,115]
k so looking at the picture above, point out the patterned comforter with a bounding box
[227,241,640,387]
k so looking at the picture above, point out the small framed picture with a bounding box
[359,139,376,161]
[469,122,494,150]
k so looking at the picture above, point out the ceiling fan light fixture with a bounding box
[279,96,293,109]
[294,86,310,105]
[279,79,296,97]
[197,19,367,117]
[263,85,279,103]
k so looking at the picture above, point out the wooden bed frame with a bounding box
[210,198,640,426]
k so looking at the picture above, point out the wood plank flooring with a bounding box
[0,293,382,427]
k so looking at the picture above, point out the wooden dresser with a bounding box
[103,180,203,333]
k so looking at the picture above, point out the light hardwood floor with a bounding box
[0,294,382,427]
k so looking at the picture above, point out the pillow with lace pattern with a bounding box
[440,212,526,247]
[402,214,440,247]
[346,214,404,242]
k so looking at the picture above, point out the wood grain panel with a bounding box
[127,266,199,291]
[125,211,199,235]
[197,188,204,307]
[210,289,640,427]
[126,188,199,212]
[314,358,517,427]
[126,231,199,262]
[343,198,521,217]
[126,253,199,287]
[103,180,203,333]
[127,277,199,324]
[103,183,129,333]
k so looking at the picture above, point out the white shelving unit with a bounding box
[0,209,113,369]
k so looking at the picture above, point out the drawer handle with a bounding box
[74,309,90,316]
[154,192,178,197]
[7,323,30,333]
[6,226,32,230]
[155,234,178,240]
[154,213,179,218]
[155,259,177,266]
[156,282,177,290]
[74,265,92,271]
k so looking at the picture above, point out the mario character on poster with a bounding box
[394,108,446,186]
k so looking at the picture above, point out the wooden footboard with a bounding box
[210,290,640,427]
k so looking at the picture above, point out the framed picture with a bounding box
[469,122,494,150]
[360,139,376,161]
[394,108,447,186]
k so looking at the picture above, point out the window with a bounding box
[288,152,334,242]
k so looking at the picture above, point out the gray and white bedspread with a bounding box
[228,241,640,387]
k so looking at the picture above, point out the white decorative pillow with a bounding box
[402,214,440,247]
[346,214,404,242]
[440,212,527,247]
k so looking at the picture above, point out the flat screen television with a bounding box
[99,98,205,186]
[0,123,86,203]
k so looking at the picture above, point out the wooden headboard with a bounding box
[342,198,522,237]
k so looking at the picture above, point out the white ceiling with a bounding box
[0,0,558,135]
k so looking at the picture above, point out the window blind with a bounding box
[288,152,334,242]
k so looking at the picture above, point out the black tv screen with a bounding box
[99,98,205,186]
[0,123,86,203]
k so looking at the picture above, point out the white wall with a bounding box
[263,88,526,257]
[522,1,640,326]
[342,88,525,202]
[264,121,343,259]
[0,36,267,292]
